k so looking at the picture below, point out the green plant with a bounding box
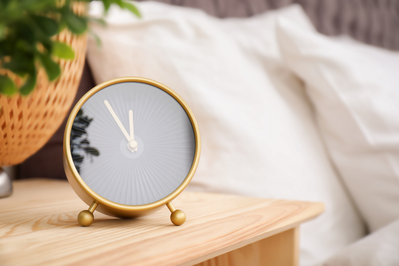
[71,109,99,173]
[0,0,140,96]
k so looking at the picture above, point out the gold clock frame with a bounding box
[63,77,201,227]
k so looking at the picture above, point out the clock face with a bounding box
[70,82,196,206]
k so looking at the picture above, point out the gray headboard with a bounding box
[143,0,399,51]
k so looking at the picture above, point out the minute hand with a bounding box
[104,100,132,141]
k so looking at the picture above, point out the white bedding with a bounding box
[277,17,399,234]
[324,219,399,266]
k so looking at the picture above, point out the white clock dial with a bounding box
[70,82,196,205]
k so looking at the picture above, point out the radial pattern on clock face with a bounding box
[70,82,196,205]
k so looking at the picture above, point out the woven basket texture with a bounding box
[0,3,87,166]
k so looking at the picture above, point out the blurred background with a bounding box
[1,1,399,266]
[14,0,399,180]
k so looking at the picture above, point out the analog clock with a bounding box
[63,77,200,226]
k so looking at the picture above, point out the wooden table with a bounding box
[0,179,323,266]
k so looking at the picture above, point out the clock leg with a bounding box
[78,201,98,227]
[166,202,186,226]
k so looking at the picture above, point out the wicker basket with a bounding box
[0,3,87,166]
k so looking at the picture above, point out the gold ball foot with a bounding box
[170,209,186,226]
[78,210,94,226]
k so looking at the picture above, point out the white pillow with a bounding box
[277,18,399,233]
[87,3,365,265]
[324,219,399,266]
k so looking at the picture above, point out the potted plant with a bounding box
[0,0,140,197]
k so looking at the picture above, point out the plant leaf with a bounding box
[0,75,17,96]
[121,1,141,18]
[65,11,87,35]
[52,41,75,60]
[0,23,5,39]
[31,15,59,37]
[19,72,37,95]
[2,56,34,76]
[80,139,90,145]
[25,0,59,12]
[57,21,67,34]
[72,153,84,162]
[72,125,86,134]
[38,53,61,81]
[84,147,100,156]
[40,39,52,52]
[102,0,112,12]
[77,116,91,126]
[15,21,35,43]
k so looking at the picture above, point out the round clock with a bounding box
[63,77,200,227]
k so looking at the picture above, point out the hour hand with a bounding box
[104,100,131,142]
[128,109,138,152]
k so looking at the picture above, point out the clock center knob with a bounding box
[127,140,138,153]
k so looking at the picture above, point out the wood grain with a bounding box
[0,179,323,266]
[195,227,299,266]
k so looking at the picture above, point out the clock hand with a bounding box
[129,110,134,140]
[104,100,132,142]
[128,109,138,152]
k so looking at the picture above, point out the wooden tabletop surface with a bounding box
[0,179,323,266]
